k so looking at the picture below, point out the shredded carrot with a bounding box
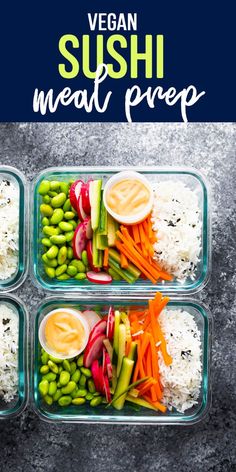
[120,252,128,269]
[149,300,172,366]
[115,240,157,284]
[103,248,109,268]
[143,395,167,413]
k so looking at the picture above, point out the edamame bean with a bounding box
[39,379,49,397]
[43,195,51,204]
[53,389,62,402]
[58,396,72,407]
[61,381,76,395]
[80,367,92,378]
[43,226,60,237]
[75,388,87,397]
[85,393,94,401]
[67,247,73,260]
[50,181,61,191]
[93,392,101,397]
[42,255,58,268]
[55,264,67,277]
[81,250,88,267]
[50,234,67,245]
[49,356,63,363]
[44,395,53,406]
[59,370,70,386]
[70,220,78,230]
[57,274,70,281]
[46,245,59,259]
[42,217,50,226]
[72,398,86,406]
[51,193,67,208]
[41,351,49,365]
[40,365,49,375]
[71,369,81,384]
[57,246,67,265]
[70,361,77,375]
[38,180,50,195]
[71,260,85,273]
[77,354,84,367]
[87,379,96,394]
[48,190,58,197]
[58,366,63,374]
[42,372,57,382]
[51,208,64,225]
[75,273,86,281]
[48,360,59,374]
[62,359,71,373]
[90,396,102,407]
[45,266,56,278]
[60,182,69,194]
[63,199,71,212]
[65,231,74,242]
[48,381,57,396]
[64,211,75,220]
[59,221,73,232]
[79,374,87,387]
[40,204,53,217]
[41,238,52,248]
[67,265,77,277]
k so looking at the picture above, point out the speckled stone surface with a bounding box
[0,123,235,472]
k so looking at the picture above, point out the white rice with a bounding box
[0,304,19,402]
[158,309,202,413]
[151,181,201,282]
[0,178,19,280]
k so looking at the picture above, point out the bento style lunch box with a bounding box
[32,296,212,425]
[32,167,211,294]
[0,294,28,419]
[0,166,28,292]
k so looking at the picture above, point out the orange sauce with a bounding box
[44,310,85,356]
[107,179,150,216]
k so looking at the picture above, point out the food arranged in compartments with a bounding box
[34,293,210,422]
[0,295,28,419]
[34,168,209,292]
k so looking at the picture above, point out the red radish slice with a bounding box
[102,348,112,380]
[99,365,105,395]
[87,271,112,285]
[106,360,113,381]
[83,217,92,239]
[91,360,100,391]
[84,333,106,368]
[106,306,115,341]
[86,241,100,272]
[81,310,101,330]
[72,222,87,259]
[81,181,92,215]
[77,195,89,221]
[89,318,107,343]
[70,180,83,211]
[103,374,111,403]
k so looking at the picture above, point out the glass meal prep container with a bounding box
[32,295,212,425]
[0,165,28,292]
[32,166,211,294]
[0,294,28,419]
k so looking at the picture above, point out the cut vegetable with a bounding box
[77,195,88,221]
[83,216,92,239]
[117,324,126,377]
[72,222,87,259]
[112,357,134,410]
[106,306,115,341]
[90,180,102,231]
[69,180,83,211]
[84,332,106,368]
[81,181,92,215]
[86,240,100,272]
[113,310,121,358]
[89,318,107,343]
[86,271,112,284]
[81,310,101,330]
[107,213,119,247]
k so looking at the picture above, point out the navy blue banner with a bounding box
[0,1,235,122]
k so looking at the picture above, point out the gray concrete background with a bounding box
[0,123,235,472]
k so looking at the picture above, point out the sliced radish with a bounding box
[103,338,113,360]
[70,180,83,211]
[89,318,107,343]
[84,332,106,368]
[103,374,111,403]
[77,195,89,221]
[87,271,112,285]
[106,306,115,341]
[83,217,92,239]
[72,222,87,259]
[91,360,100,391]
[81,310,101,330]
[102,348,112,380]
[81,181,93,215]
[86,241,100,272]
[106,360,113,381]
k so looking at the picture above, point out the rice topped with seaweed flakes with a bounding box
[0,178,19,280]
[0,304,19,402]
